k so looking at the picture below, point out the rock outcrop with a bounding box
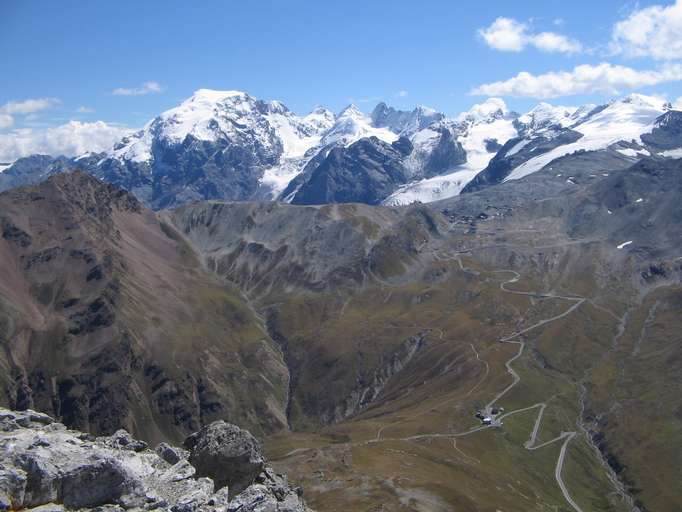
[184,421,265,495]
[0,408,310,512]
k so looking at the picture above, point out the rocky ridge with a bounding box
[0,408,310,512]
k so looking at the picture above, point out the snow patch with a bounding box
[617,240,633,249]
[383,167,482,205]
[617,147,651,158]
[506,138,530,157]
[661,148,682,158]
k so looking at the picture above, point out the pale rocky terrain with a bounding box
[0,408,310,512]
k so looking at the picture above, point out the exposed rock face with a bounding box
[418,124,467,178]
[320,333,428,424]
[0,154,82,193]
[184,421,265,495]
[641,110,682,150]
[462,128,583,193]
[0,408,310,512]
[290,136,411,205]
[370,102,444,135]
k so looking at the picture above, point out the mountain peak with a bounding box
[620,93,667,109]
[457,97,510,124]
[338,104,364,118]
[189,89,249,103]
[266,99,291,114]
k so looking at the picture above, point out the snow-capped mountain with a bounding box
[384,98,517,205]
[462,94,672,192]
[371,102,444,136]
[507,94,669,181]
[514,102,596,134]
[320,104,397,147]
[2,90,681,208]
[101,89,337,204]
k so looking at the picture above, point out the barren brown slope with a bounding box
[0,171,289,444]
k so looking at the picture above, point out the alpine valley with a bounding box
[1,90,682,512]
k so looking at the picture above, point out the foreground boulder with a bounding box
[0,408,310,511]
[184,421,265,495]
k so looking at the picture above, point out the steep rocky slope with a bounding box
[0,172,289,444]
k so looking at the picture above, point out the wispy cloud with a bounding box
[394,90,409,98]
[478,17,582,54]
[610,0,682,60]
[112,81,162,96]
[76,106,95,113]
[471,62,682,99]
[0,97,61,129]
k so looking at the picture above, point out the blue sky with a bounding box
[1,0,682,160]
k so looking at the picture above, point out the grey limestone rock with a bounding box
[0,408,310,512]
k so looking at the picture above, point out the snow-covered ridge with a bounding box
[504,93,670,182]
[516,102,596,133]
[106,89,335,164]
[63,89,680,207]
[456,97,510,124]
[386,98,518,205]
[321,104,398,147]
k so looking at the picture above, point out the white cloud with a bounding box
[112,81,162,96]
[471,62,682,99]
[2,98,60,115]
[0,98,61,130]
[532,32,582,54]
[395,90,409,98]
[611,0,682,60]
[479,18,526,52]
[674,96,682,109]
[478,17,582,54]
[0,121,132,162]
[0,114,13,129]
[76,106,95,113]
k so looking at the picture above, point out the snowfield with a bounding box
[504,94,668,182]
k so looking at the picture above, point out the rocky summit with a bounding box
[0,408,309,512]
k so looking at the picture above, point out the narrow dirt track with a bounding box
[288,252,592,511]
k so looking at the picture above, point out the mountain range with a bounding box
[2,90,680,209]
[1,88,682,512]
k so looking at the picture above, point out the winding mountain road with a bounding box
[390,253,588,512]
[294,251,592,511]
